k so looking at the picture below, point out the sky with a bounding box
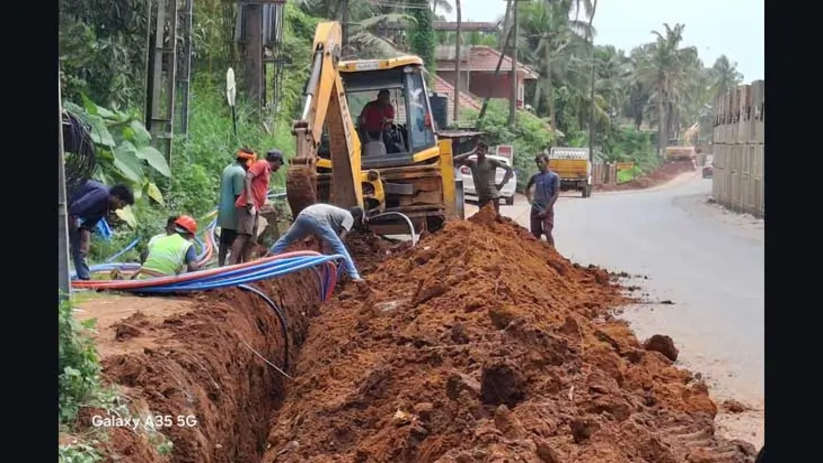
[440,0,763,82]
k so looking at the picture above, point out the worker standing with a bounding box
[525,153,560,246]
[269,204,364,281]
[132,216,201,279]
[454,141,513,215]
[68,180,134,280]
[230,149,284,264]
[217,148,255,266]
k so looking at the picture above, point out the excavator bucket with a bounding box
[285,165,317,218]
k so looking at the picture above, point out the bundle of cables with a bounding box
[62,110,97,198]
[72,251,341,302]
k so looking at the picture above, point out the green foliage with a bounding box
[602,126,659,174]
[409,0,436,83]
[153,434,174,456]
[64,98,170,190]
[58,298,102,424]
[59,441,103,463]
[278,3,321,122]
[59,0,148,108]
[462,100,555,191]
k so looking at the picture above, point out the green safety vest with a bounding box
[142,233,193,276]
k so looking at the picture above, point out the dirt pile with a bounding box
[345,231,412,275]
[596,160,696,191]
[261,206,756,462]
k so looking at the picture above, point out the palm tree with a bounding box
[594,45,632,127]
[634,23,697,157]
[519,0,594,128]
[431,0,453,16]
[710,55,743,99]
[297,0,415,58]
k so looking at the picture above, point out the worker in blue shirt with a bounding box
[525,153,560,246]
[68,180,134,280]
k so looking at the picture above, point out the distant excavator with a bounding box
[665,122,700,162]
[285,21,465,236]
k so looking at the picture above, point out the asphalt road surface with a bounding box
[465,172,764,445]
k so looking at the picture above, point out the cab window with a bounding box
[405,71,435,152]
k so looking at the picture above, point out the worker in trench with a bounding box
[217,147,256,266]
[453,141,513,215]
[269,204,365,282]
[131,215,202,279]
[230,149,284,265]
[525,153,560,246]
[68,180,135,280]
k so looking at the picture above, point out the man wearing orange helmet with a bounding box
[217,148,255,266]
[132,215,201,278]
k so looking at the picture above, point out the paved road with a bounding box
[465,173,764,411]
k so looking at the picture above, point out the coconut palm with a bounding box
[431,0,452,16]
[297,0,415,58]
[634,23,698,157]
[518,0,594,128]
[710,55,743,99]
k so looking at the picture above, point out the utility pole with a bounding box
[453,0,462,124]
[58,79,71,300]
[342,0,349,50]
[587,0,598,164]
[177,0,194,134]
[244,2,264,115]
[508,0,519,127]
[477,0,512,122]
[145,0,178,176]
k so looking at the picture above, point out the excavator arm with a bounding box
[287,22,365,217]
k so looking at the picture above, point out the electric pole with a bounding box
[342,0,349,50]
[508,0,519,127]
[244,2,264,115]
[58,79,71,300]
[454,0,462,124]
[588,0,598,164]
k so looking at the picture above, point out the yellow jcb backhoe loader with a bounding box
[285,21,463,236]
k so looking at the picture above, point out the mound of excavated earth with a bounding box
[262,205,756,462]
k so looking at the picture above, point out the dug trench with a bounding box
[74,205,756,462]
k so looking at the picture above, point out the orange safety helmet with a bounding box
[174,215,198,234]
[236,148,257,167]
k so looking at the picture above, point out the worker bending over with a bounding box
[454,141,513,215]
[68,180,134,280]
[270,204,364,281]
[132,216,201,279]
[525,153,560,246]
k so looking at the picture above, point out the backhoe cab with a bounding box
[286,21,459,236]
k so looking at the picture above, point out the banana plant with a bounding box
[63,96,170,228]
